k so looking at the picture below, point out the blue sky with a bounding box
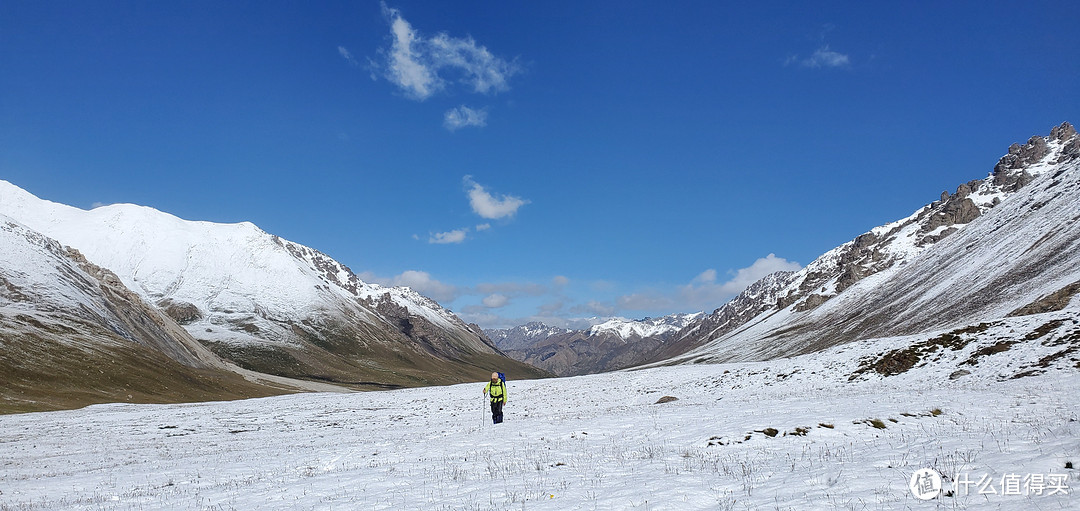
[2,1,1078,329]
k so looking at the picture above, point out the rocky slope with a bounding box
[486,322,573,352]
[660,122,1080,364]
[489,314,701,376]
[0,182,546,393]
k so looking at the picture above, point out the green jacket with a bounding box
[485,380,506,403]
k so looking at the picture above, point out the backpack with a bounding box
[497,372,506,384]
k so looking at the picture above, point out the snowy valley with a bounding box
[1,310,1077,509]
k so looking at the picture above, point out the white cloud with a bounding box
[794,46,850,69]
[338,46,359,67]
[571,300,616,317]
[616,293,674,312]
[444,105,488,131]
[482,293,510,308]
[394,270,459,303]
[676,254,802,309]
[376,3,518,101]
[428,228,468,244]
[456,309,506,328]
[611,254,802,313]
[385,9,441,100]
[720,253,802,292]
[456,256,800,329]
[427,32,517,95]
[421,178,526,243]
[359,269,460,303]
[538,300,564,313]
[692,269,717,285]
[463,175,529,220]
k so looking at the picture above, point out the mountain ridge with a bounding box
[660,121,1080,364]
[0,181,546,401]
[0,214,339,412]
[486,313,702,376]
[488,123,1080,376]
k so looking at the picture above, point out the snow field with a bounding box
[2,317,1078,510]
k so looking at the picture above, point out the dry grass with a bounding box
[849,323,995,380]
[0,330,289,414]
[2,317,549,415]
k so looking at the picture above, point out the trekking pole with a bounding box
[481,394,486,427]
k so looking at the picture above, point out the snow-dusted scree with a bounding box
[2,311,1077,510]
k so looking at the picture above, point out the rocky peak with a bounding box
[486,321,572,349]
[993,122,1079,191]
[993,139,1043,191]
[1049,121,1076,143]
[667,122,1078,357]
[587,312,703,340]
[1051,122,1080,164]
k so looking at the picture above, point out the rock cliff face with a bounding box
[659,123,1080,365]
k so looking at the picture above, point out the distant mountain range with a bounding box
[486,314,701,376]
[493,123,1080,374]
[0,182,545,412]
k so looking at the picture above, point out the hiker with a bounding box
[483,372,506,424]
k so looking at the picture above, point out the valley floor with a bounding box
[2,314,1079,510]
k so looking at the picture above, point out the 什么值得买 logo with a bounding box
[910,468,1070,500]
[909,468,942,500]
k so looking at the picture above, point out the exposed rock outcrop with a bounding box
[657,123,1080,364]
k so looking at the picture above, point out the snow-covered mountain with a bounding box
[0,214,330,412]
[488,313,702,376]
[587,313,703,339]
[485,321,573,352]
[0,181,545,392]
[659,122,1080,365]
